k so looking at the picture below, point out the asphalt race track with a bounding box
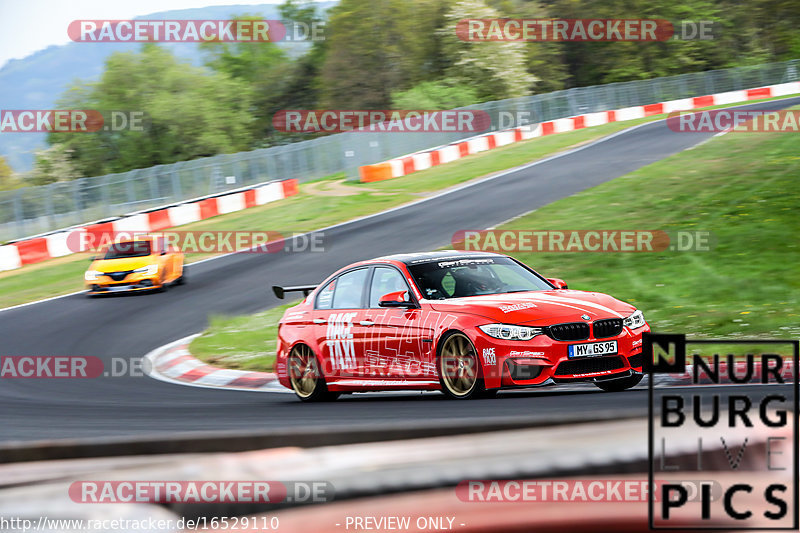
[2,98,798,444]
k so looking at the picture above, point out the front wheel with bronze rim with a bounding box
[437,331,489,399]
[287,344,339,402]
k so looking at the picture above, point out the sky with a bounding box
[0,0,287,68]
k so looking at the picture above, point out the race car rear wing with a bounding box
[272,285,317,299]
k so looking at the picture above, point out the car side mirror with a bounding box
[161,250,167,256]
[378,290,417,308]
[547,278,568,289]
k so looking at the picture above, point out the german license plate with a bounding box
[568,340,618,358]
[106,285,131,292]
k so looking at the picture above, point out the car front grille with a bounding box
[104,271,132,282]
[547,322,590,342]
[593,318,623,338]
[554,356,625,376]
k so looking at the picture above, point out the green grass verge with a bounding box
[1,93,796,309]
[188,300,300,371]
[190,109,799,371]
[502,118,799,341]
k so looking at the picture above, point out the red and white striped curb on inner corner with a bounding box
[0,178,300,272]
[143,334,795,394]
[143,334,291,393]
[359,81,800,183]
[141,335,795,396]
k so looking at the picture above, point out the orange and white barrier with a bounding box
[0,179,299,271]
[359,82,800,183]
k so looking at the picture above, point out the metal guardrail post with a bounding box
[125,171,135,206]
[44,184,54,230]
[148,167,159,205]
[266,149,277,181]
[71,179,82,222]
[100,176,110,219]
[170,165,182,201]
[13,189,24,237]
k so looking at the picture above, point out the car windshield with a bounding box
[407,256,553,299]
[103,241,152,259]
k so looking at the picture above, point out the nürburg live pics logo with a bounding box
[646,333,799,529]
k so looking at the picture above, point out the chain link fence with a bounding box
[2,59,798,242]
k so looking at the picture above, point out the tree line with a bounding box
[3,0,798,189]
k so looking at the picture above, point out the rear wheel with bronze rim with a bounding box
[437,331,491,399]
[288,344,339,402]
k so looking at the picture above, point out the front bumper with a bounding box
[473,326,648,389]
[85,273,161,294]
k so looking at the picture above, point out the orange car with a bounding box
[84,236,185,295]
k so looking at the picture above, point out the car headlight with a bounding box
[133,265,158,276]
[623,310,646,330]
[478,323,544,341]
[84,270,102,281]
